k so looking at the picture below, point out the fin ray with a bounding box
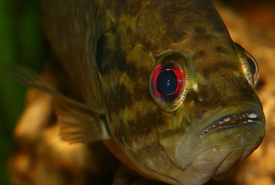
[1,64,58,95]
[1,64,109,143]
[55,96,109,143]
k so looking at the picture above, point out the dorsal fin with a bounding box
[1,64,109,143]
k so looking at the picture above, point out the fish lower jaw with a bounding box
[173,118,264,180]
[172,134,262,185]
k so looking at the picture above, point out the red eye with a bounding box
[150,61,185,111]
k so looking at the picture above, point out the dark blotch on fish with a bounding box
[108,84,134,115]
[96,28,127,75]
[127,110,167,138]
[194,26,206,34]
[192,50,206,60]
[216,46,230,54]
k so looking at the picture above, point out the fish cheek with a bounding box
[96,21,179,180]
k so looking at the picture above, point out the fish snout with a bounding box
[159,106,265,184]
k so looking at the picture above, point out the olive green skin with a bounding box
[41,0,265,184]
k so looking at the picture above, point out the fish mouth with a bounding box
[199,110,261,139]
[159,103,265,184]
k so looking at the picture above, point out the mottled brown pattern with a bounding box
[202,61,239,77]
[194,26,207,34]
[36,0,266,184]
[192,50,206,60]
[107,84,135,114]
[126,110,167,138]
[216,45,230,54]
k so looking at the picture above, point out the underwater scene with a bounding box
[0,0,274,185]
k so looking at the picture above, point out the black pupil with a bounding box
[157,70,178,95]
[247,57,256,74]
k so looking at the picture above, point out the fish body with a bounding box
[38,0,265,184]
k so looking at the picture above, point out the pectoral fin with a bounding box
[54,95,109,143]
[1,64,109,143]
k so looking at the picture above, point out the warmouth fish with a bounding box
[9,0,265,184]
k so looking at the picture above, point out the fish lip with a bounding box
[178,103,265,169]
[168,103,265,181]
[198,110,262,140]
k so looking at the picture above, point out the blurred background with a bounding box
[0,0,46,185]
[0,0,274,185]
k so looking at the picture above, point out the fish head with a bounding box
[145,43,265,184]
[98,1,265,184]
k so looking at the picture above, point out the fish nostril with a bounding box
[197,94,208,103]
[198,95,205,102]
